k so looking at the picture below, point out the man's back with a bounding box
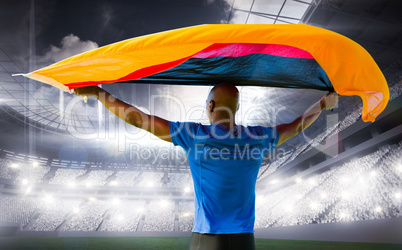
[170,121,279,233]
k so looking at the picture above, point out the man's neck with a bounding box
[211,113,236,130]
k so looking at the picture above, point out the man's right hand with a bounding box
[73,86,102,98]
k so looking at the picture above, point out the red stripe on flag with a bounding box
[66,56,193,89]
[192,43,314,59]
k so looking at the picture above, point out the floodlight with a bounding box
[285,205,293,212]
[310,202,318,210]
[44,194,53,203]
[160,199,168,207]
[270,179,279,184]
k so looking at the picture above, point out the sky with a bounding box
[0,0,232,71]
[0,0,314,71]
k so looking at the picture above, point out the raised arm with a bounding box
[275,92,338,146]
[74,86,172,142]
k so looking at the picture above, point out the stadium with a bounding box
[0,0,401,249]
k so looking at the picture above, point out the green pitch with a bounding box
[0,237,401,249]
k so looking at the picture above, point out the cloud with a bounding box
[205,0,217,5]
[38,34,98,65]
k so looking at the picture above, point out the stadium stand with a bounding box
[1,142,401,233]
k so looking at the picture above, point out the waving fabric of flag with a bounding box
[20,24,389,122]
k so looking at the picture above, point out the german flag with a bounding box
[20,24,388,122]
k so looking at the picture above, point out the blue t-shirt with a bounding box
[169,121,279,234]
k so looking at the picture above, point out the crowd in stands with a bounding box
[166,173,191,188]
[101,200,145,231]
[27,198,83,231]
[0,156,50,184]
[135,172,165,188]
[79,170,114,186]
[0,155,193,189]
[49,169,87,185]
[255,144,402,228]
[61,199,107,231]
[0,195,39,227]
[389,80,402,99]
[14,164,50,185]
[258,102,364,181]
[111,171,141,186]
[142,200,175,231]
[0,158,12,180]
[178,201,194,232]
[0,141,401,232]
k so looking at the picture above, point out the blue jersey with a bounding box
[169,122,279,234]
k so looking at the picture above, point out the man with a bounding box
[75,83,337,250]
